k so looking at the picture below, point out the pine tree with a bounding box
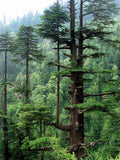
[15,25,44,104]
[0,31,14,160]
[38,1,69,123]
[46,0,119,159]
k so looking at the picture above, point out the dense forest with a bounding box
[0,0,120,160]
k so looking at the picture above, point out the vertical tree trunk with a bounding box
[44,122,46,136]
[26,51,29,104]
[40,120,42,137]
[0,91,3,130]
[68,0,84,158]
[3,51,9,160]
[26,27,29,104]
[57,41,60,124]
[56,0,60,124]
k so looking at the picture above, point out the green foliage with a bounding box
[20,136,51,150]
[29,137,51,149]
[84,0,119,25]
[17,103,53,129]
[109,154,120,160]
[0,1,120,160]
[38,2,69,43]
[46,137,77,160]
[0,31,14,52]
[15,25,44,61]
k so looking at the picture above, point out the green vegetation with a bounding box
[0,0,120,160]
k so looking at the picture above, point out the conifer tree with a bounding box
[0,31,14,160]
[13,25,45,158]
[43,0,119,159]
[15,25,44,103]
[38,1,69,123]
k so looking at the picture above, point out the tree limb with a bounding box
[50,123,71,131]
[64,53,72,58]
[30,147,53,151]
[68,140,100,152]
[53,46,70,50]
[84,92,116,98]
[53,63,67,68]
[78,140,101,149]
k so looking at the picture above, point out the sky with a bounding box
[0,0,66,23]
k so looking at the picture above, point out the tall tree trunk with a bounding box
[43,122,46,136]
[25,51,30,137]
[56,0,60,124]
[3,51,9,160]
[68,0,84,158]
[0,91,3,130]
[26,51,29,104]
[57,41,60,124]
[40,119,42,137]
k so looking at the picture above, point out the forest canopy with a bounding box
[0,0,120,160]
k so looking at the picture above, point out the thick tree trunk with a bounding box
[3,51,9,160]
[68,0,84,158]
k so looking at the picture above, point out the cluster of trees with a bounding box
[0,11,42,33]
[0,0,120,160]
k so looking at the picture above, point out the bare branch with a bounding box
[50,123,71,131]
[64,53,72,58]
[84,92,116,98]
[68,140,100,152]
[65,136,70,140]
[62,74,71,77]
[78,110,86,114]
[31,147,53,151]
[53,63,67,68]
[53,46,70,50]
[39,147,53,151]
[65,106,73,111]
[78,140,101,149]
[82,9,107,17]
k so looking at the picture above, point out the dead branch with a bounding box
[50,123,71,131]
[78,140,101,149]
[65,136,70,140]
[53,63,67,68]
[64,53,72,58]
[53,46,70,50]
[68,140,100,152]
[77,110,86,114]
[84,92,116,98]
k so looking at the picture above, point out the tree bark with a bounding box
[3,51,9,160]
[26,51,29,104]
[40,120,42,137]
[57,41,60,124]
[68,0,84,158]
[56,0,60,124]
[26,27,29,104]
